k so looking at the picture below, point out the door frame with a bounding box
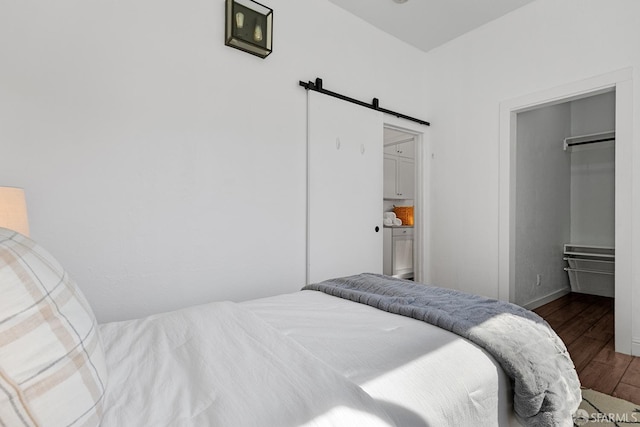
[498,68,634,354]
[384,116,430,284]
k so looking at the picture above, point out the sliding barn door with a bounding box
[307,91,383,284]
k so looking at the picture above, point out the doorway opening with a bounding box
[382,123,427,283]
[498,68,633,355]
[513,91,615,309]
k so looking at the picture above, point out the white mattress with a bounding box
[241,290,520,427]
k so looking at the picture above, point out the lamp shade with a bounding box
[0,187,30,237]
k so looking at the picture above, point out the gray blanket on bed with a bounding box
[302,273,581,427]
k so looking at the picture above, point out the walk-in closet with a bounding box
[514,90,615,309]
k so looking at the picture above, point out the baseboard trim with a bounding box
[632,339,640,357]
[522,288,570,311]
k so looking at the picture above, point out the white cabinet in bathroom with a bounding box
[384,140,415,158]
[383,156,398,199]
[383,140,415,200]
[383,227,414,279]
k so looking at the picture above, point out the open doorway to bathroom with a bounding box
[513,90,616,309]
[382,126,419,281]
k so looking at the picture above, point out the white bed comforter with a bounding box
[99,301,396,427]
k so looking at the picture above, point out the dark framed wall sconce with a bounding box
[225,0,273,58]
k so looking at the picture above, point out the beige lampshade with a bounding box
[0,187,30,237]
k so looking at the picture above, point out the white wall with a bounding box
[570,92,616,246]
[0,0,428,322]
[571,91,616,136]
[570,145,616,246]
[423,0,640,351]
[514,104,571,307]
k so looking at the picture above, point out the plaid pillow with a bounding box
[0,227,107,427]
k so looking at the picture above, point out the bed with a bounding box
[0,228,581,427]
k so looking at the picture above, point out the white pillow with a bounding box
[0,227,107,427]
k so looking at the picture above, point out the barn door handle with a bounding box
[375,226,380,232]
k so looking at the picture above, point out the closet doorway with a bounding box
[499,68,634,355]
[513,91,616,309]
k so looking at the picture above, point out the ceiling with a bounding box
[327,0,536,52]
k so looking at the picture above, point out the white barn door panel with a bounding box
[307,91,383,284]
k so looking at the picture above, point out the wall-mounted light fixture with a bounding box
[225,0,273,58]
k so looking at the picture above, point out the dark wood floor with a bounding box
[533,292,640,404]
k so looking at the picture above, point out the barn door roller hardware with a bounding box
[299,77,430,127]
